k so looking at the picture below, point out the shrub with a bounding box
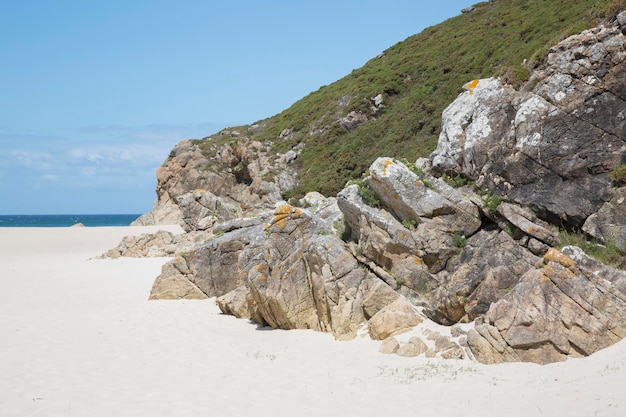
[478,190,503,216]
[610,164,626,186]
[442,173,470,188]
[452,233,467,253]
[402,219,417,230]
[356,180,381,208]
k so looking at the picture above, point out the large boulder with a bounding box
[426,228,540,325]
[367,298,423,340]
[149,257,207,300]
[242,204,406,340]
[467,247,626,364]
[430,23,626,228]
[149,198,419,341]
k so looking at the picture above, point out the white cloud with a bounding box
[0,121,230,213]
[11,150,55,170]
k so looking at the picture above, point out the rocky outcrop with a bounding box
[119,14,626,366]
[337,160,545,327]
[149,256,207,300]
[430,22,626,229]
[100,230,208,258]
[133,136,298,231]
[427,228,541,325]
[150,201,424,341]
[467,247,626,364]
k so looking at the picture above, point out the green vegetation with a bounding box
[442,173,471,188]
[610,164,626,186]
[397,158,422,176]
[557,229,626,269]
[452,233,468,253]
[402,219,417,230]
[194,0,625,199]
[484,194,503,216]
[475,187,503,216]
[356,180,381,208]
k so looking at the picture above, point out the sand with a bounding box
[1,226,625,417]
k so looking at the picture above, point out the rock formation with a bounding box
[107,14,626,365]
[132,135,298,231]
[467,247,626,364]
[430,21,626,231]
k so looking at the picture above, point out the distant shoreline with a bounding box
[0,213,142,227]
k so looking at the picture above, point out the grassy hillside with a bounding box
[195,0,626,199]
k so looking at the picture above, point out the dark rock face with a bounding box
[427,228,540,325]
[430,24,626,229]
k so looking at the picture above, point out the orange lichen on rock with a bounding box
[382,158,395,175]
[465,79,480,95]
[543,263,577,283]
[542,248,577,271]
[272,205,292,226]
[274,205,293,215]
[272,205,304,229]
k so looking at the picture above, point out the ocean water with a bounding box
[0,214,141,227]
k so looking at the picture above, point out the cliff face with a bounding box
[133,134,298,231]
[430,21,626,231]
[124,12,626,365]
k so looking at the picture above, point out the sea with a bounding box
[0,214,141,227]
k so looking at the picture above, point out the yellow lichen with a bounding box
[382,158,395,175]
[260,274,267,282]
[271,204,303,227]
[543,248,576,271]
[543,263,576,282]
[465,79,480,95]
[273,213,289,224]
[274,205,293,215]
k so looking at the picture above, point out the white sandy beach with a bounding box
[1,226,625,417]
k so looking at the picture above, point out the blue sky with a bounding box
[0,1,471,214]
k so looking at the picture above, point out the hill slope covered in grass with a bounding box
[194,0,626,199]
